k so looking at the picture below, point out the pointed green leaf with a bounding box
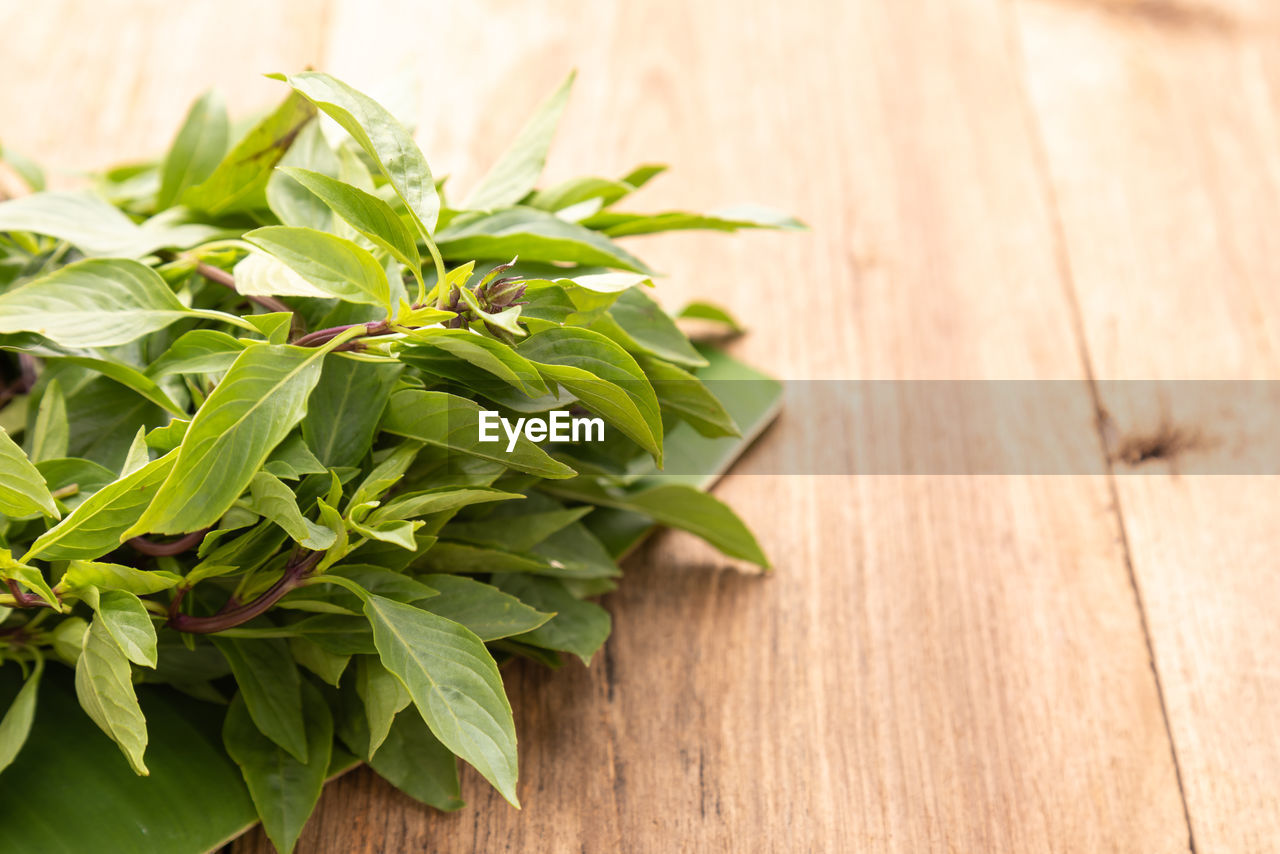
[246,472,337,550]
[25,452,176,561]
[437,208,650,273]
[280,167,421,270]
[380,389,575,479]
[213,637,308,763]
[0,427,57,520]
[93,589,158,669]
[244,226,391,309]
[464,72,574,210]
[363,594,519,805]
[638,355,739,438]
[368,709,463,811]
[419,574,552,641]
[182,91,315,215]
[272,72,439,233]
[594,286,707,367]
[157,90,229,209]
[301,356,402,468]
[357,656,410,758]
[75,618,148,775]
[492,574,611,665]
[0,655,41,774]
[126,343,328,536]
[29,379,68,463]
[517,326,663,463]
[582,203,806,236]
[403,328,547,396]
[223,682,332,854]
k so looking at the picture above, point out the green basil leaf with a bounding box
[25,452,176,561]
[157,90,229,210]
[356,655,410,758]
[126,343,328,536]
[464,72,574,210]
[380,389,575,479]
[288,637,350,688]
[75,618,148,775]
[280,167,421,271]
[582,203,805,236]
[29,378,68,463]
[418,574,552,641]
[246,471,337,550]
[402,328,548,396]
[594,286,707,368]
[223,682,332,854]
[232,251,331,301]
[677,300,743,333]
[443,505,591,552]
[272,72,439,233]
[369,486,522,524]
[550,481,769,566]
[244,226,391,310]
[146,330,245,378]
[517,326,663,464]
[0,427,58,520]
[267,121,341,230]
[0,191,178,258]
[301,352,402,468]
[0,259,225,348]
[213,637,308,763]
[638,354,739,438]
[93,589,158,669]
[437,208,651,273]
[363,594,519,806]
[492,573,611,665]
[0,655,41,774]
[57,560,181,596]
[367,708,463,811]
[182,90,315,215]
[45,354,186,417]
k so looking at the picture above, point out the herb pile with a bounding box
[0,72,796,852]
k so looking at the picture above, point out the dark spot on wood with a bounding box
[1040,0,1240,37]
[1114,420,1204,466]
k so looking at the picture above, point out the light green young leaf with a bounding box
[492,573,611,665]
[419,574,552,642]
[223,683,332,854]
[182,91,315,215]
[25,452,176,561]
[213,637,308,763]
[0,654,42,774]
[368,709,463,811]
[0,191,161,257]
[678,300,743,333]
[0,259,206,348]
[380,389,575,479]
[582,203,806,236]
[357,656,411,758]
[272,72,439,233]
[369,486,522,524]
[45,354,186,417]
[0,550,58,608]
[146,329,245,378]
[279,167,421,271]
[244,226,391,309]
[232,251,330,300]
[29,378,68,463]
[93,589,158,669]
[437,208,650,273]
[528,176,634,213]
[363,594,519,806]
[157,90,230,209]
[0,427,58,520]
[247,472,337,550]
[464,72,574,210]
[517,327,663,464]
[267,120,341,230]
[56,560,181,596]
[75,618,149,775]
[125,344,328,536]
[349,517,420,551]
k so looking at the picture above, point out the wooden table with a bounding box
[2,0,1277,850]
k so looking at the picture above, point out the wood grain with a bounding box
[1014,0,1280,848]
[250,0,1190,850]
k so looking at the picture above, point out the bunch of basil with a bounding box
[0,71,796,852]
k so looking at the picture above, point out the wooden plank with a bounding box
[0,0,330,180]
[1013,0,1280,849]
[228,0,1189,850]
